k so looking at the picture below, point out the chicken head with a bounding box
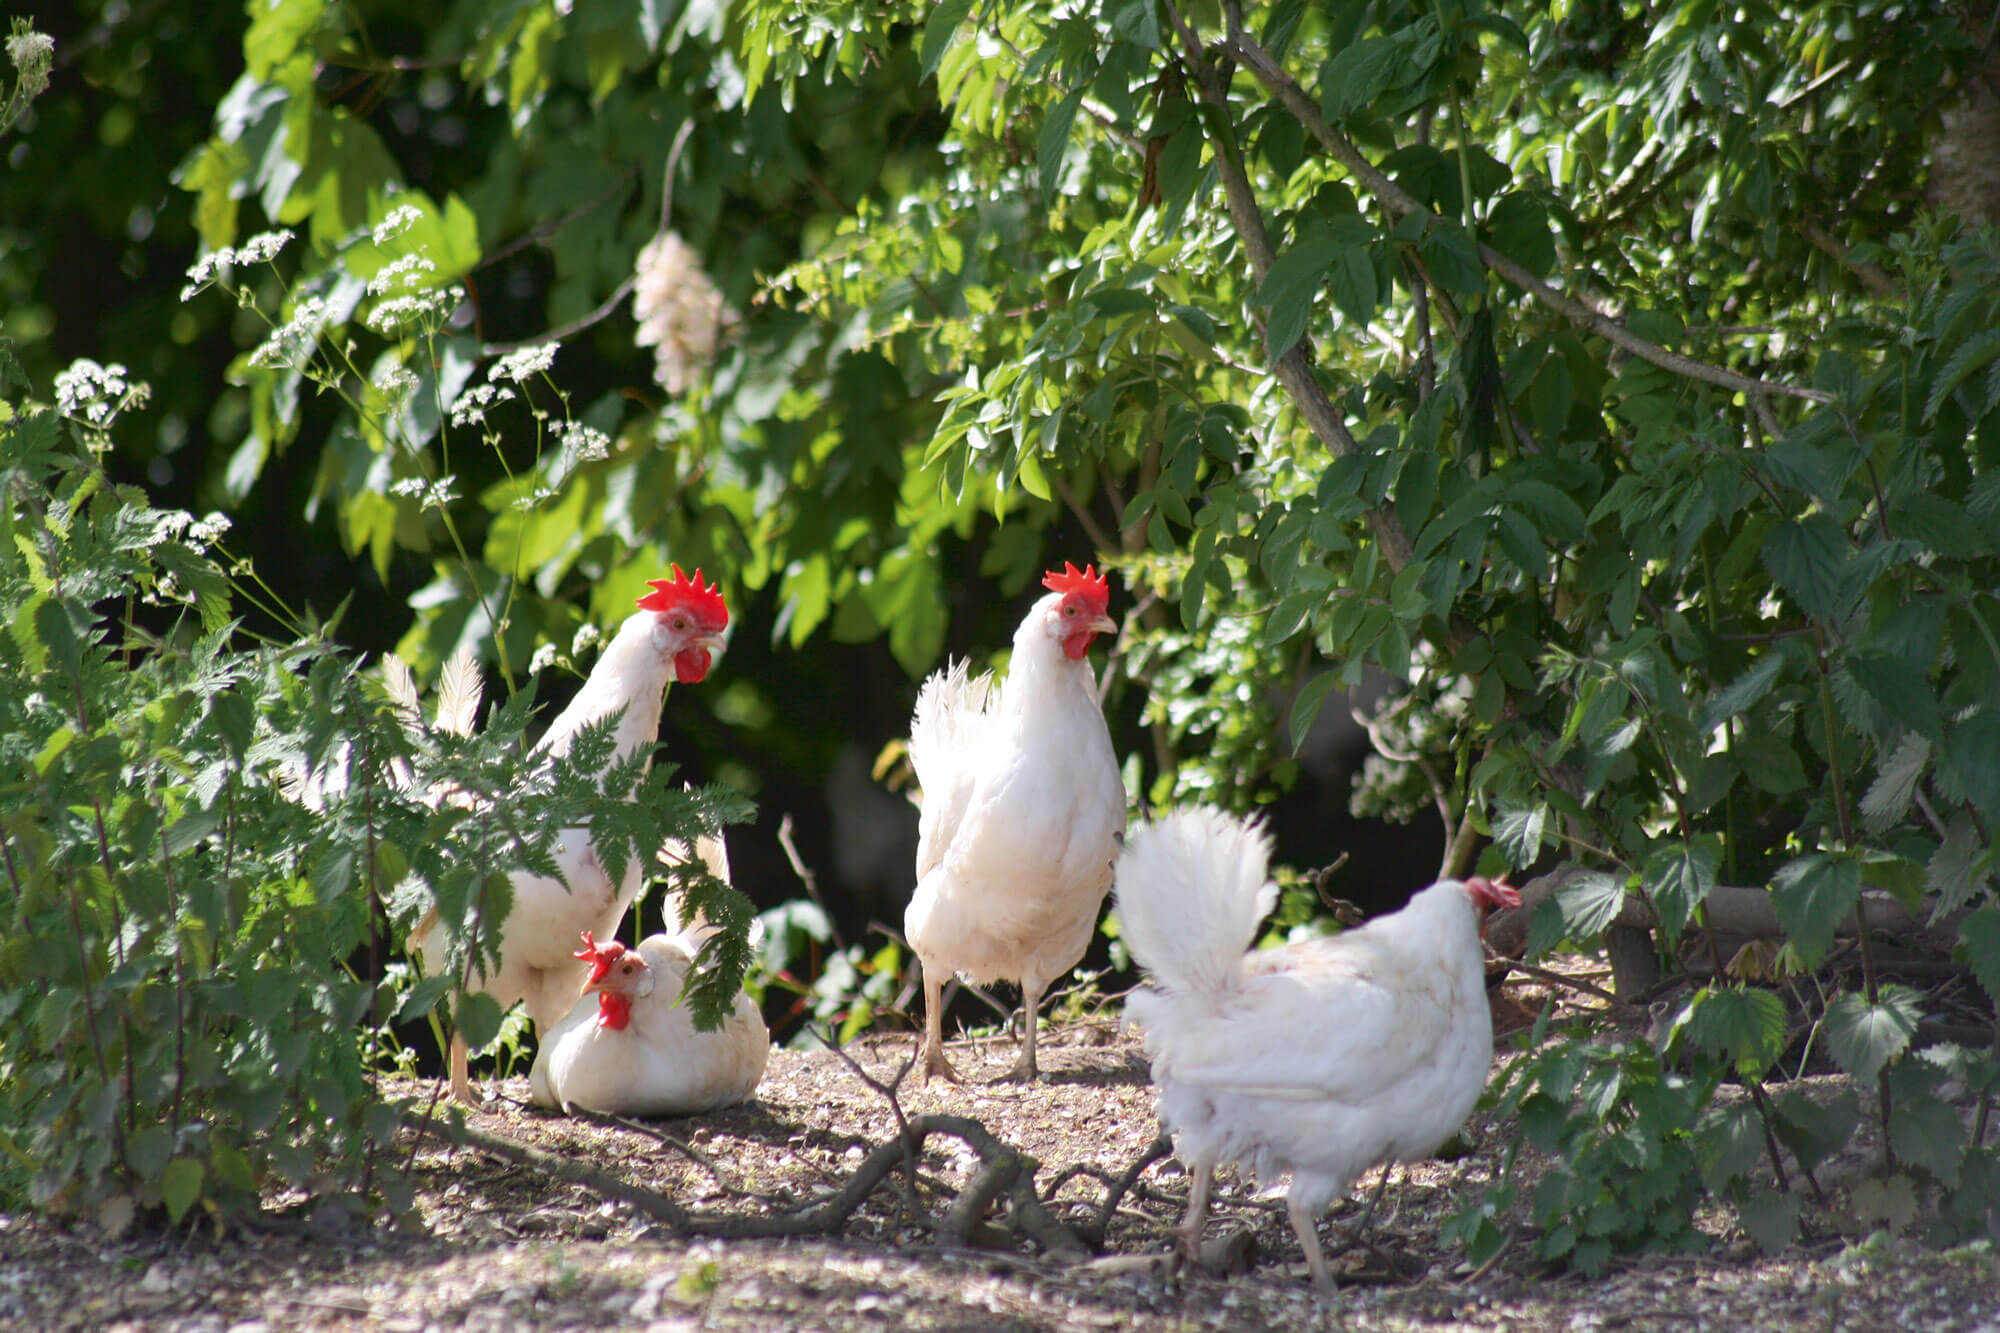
[636,564,730,682]
[1039,562,1117,661]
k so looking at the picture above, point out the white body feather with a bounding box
[903,593,1126,1001]
[528,922,769,1117]
[1117,809,1496,1216]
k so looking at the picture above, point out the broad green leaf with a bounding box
[160,1159,205,1224]
[1739,1190,1801,1255]
[1958,906,2000,1009]
[1760,514,1847,623]
[1693,1099,1763,1192]
[1844,653,1941,740]
[1553,870,1626,941]
[1684,984,1787,1079]
[1698,653,1788,734]
[1821,986,1921,1082]
[1646,842,1718,943]
[1769,854,1860,968]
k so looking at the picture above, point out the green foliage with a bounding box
[0,344,751,1222]
[9,0,1999,1269]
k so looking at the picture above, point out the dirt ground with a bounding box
[4,1006,1999,1333]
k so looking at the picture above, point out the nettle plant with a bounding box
[0,322,749,1224]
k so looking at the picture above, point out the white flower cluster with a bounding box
[181,230,294,302]
[449,382,518,428]
[54,359,152,425]
[372,361,419,399]
[559,421,610,465]
[388,475,460,508]
[156,510,233,550]
[367,253,437,296]
[248,296,328,369]
[372,204,425,247]
[527,642,562,676]
[571,622,603,657]
[363,284,462,336]
[631,231,733,395]
[8,28,53,100]
[490,343,558,383]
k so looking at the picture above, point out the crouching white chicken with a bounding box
[1115,807,1518,1298]
[530,915,769,1117]
[905,562,1127,1083]
[412,565,731,1105]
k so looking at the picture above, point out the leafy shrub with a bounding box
[0,346,751,1225]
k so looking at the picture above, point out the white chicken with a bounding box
[905,562,1126,1083]
[411,565,731,1105]
[1114,807,1518,1298]
[529,833,770,1116]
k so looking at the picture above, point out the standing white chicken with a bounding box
[412,566,730,1105]
[905,562,1126,1083]
[529,831,769,1116]
[1115,807,1518,1298]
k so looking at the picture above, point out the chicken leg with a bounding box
[919,969,962,1083]
[447,1033,481,1107]
[996,979,1045,1082]
[1289,1192,1336,1301]
[1171,1148,1218,1260]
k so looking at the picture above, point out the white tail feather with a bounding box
[381,654,422,728]
[907,657,994,791]
[1114,808,1275,1006]
[435,646,484,739]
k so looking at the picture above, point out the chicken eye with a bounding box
[1062,604,1077,617]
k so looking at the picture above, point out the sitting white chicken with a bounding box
[529,886,770,1117]
[904,562,1126,1082]
[1115,807,1518,1298]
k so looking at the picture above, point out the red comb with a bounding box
[573,930,628,986]
[636,564,729,632]
[1041,562,1110,614]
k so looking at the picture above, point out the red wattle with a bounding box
[1061,631,1097,661]
[597,991,633,1031]
[674,646,713,683]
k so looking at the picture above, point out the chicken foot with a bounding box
[994,979,1045,1082]
[919,970,963,1083]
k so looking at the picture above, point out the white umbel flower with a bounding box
[631,232,733,395]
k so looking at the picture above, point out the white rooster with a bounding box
[905,562,1126,1083]
[529,833,769,1116]
[1115,807,1518,1298]
[412,566,730,1105]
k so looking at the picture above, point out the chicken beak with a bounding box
[1088,613,1118,637]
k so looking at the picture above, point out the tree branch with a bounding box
[1220,28,1834,407]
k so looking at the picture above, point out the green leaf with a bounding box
[1923,327,2000,422]
[1553,870,1626,941]
[1738,1190,1801,1254]
[160,1158,205,1224]
[919,0,975,79]
[1761,514,1848,623]
[1844,653,1941,740]
[455,991,505,1052]
[1685,984,1787,1079]
[1957,905,2000,1009]
[1262,589,1320,648]
[1698,653,1787,734]
[1693,1099,1764,1192]
[1822,986,1921,1082]
[1769,854,1860,968]
[1493,802,1547,867]
[1038,87,1085,206]
[1287,671,1340,755]
[1646,842,1717,943]
[1942,707,2000,822]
